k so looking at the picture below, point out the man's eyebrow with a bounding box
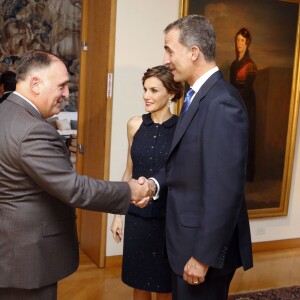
[59,80,69,87]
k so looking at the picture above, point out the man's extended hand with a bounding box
[128,177,153,207]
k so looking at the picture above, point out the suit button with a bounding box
[168,187,172,191]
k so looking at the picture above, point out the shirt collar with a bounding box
[143,113,178,128]
[190,66,219,96]
[13,91,41,115]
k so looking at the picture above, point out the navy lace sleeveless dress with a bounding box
[122,113,178,293]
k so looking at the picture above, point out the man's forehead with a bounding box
[48,60,68,74]
[165,29,180,43]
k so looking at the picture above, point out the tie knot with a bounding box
[180,88,195,115]
[186,88,195,99]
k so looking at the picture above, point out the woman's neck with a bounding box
[238,49,246,61]
[151,108,173,124]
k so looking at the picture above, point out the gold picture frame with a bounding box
[178,0,300,218]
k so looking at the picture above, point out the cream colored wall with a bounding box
[107,0,181,256]
[107,0,300,256]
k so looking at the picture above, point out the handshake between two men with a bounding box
[128,177,156,208]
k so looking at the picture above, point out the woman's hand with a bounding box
[110,215,123,243]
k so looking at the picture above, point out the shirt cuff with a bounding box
[148,177,160,200]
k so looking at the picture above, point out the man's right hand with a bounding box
[128,178,152,205]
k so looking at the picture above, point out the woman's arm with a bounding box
[110,116,143,243]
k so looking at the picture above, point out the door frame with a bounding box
[76,0,117,268]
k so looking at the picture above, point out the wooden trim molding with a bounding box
[105,255,122,268]
[252,238,300,253]
[105,239,300,268]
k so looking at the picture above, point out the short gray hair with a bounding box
[164,15,216,62]
[16,50,63,82]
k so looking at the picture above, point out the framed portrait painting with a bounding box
[179,0,300,218]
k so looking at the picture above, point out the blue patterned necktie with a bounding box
[180,88,195,115]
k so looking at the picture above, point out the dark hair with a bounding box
[16,50,64,82]
[0,71,16,92]
[235,28,252,59]
[142,65,183,102]
[164,14,216,62]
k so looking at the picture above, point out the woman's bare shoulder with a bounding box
[127,115,143,136]
[128,115,142,128]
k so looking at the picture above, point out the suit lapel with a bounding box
[169,70,223,156]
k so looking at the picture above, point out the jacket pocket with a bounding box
[179,212,202,228]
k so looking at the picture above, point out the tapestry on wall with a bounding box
[0,0,81,112]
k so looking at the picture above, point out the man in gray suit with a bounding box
[0,50,152,299]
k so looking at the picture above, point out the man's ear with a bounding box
[191,46,200,61]
[30,76,41,95]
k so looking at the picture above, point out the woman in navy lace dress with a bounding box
[111,65,183,300]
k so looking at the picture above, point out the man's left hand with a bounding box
[183,257,209,285]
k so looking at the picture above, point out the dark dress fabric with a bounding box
[122,113,178,293]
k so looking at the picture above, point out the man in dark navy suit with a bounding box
[144,15,253,300]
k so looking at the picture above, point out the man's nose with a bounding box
[63,86,70,99]
[163,53,170,65]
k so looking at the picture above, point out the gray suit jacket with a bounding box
[0,93,130,289]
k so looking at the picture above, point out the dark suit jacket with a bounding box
[0,91,12,104]
[156,71,253,277]
[0,93,130,289]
